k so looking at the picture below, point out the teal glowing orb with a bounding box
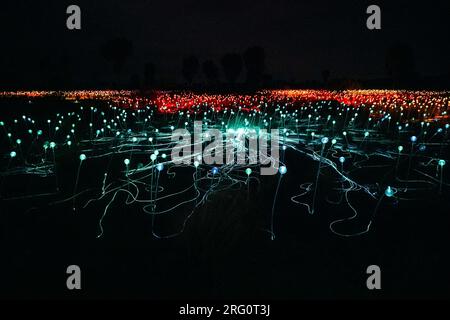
[385,186,394,197]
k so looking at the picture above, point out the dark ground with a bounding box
[1,98,449,300]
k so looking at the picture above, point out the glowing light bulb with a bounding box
[79,154,86,161]
[279,166,287,175]
[124,159,130,166]
[16,139,21,145]
[211,167,219,175]
[385,186,394,197]
[50,142,56,149]
[410,136,417,142]
[194,160,200,168]
[438,160,446,167]
[245,168,252,176]
[339,156,345,164]
[321,137,329,144]
[398,146,403,152]
[10,151,17,158]
[156,163,164,171]
[150,154,157,161]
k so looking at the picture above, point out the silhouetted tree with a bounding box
[144,62,156,87]
[243,46,265,86]
[100,37,133,86]
[39,54,73,89]
[202,60,220,84]
[221,53,242,84]
[321,69,330,85]
[182,55,200,84]
[129,73,141,89]
[385,43,416,88]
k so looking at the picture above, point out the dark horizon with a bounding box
[1,0,450,90]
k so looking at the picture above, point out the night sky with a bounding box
[1,0,449,88]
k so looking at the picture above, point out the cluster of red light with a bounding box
[1,89,448,122]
